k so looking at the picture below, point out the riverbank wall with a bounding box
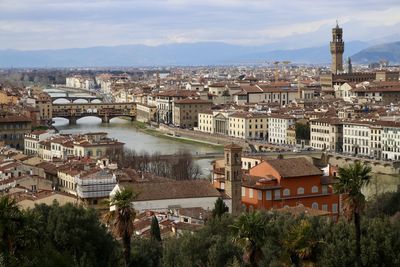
[158,125,249,149]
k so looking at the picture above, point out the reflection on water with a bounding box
[52,117,221,177]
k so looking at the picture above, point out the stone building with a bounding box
[172,98,212,128]
[330,22,344,74]
[0,114,32,150]
[310,118,343,152]
[224,144,243,215]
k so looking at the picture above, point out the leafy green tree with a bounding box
[162,215,241,267]
[130,238,162,267]
[0,198,120,267]
[366,190,400,217]
[334,162,372,267]
[105,188,137,267]
[39,202,119,267]
[150,216,162,242]
[0,196,24,265]
[212,197,229,218]
[317,219,356,267]
[295,123,310,140]
[230,211,268,267]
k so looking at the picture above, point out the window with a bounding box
[322,204,328,211]
[332,203,338,213]
[311,202,318,209]
[297,187,304,195]
[283,189,290,196]
[266,191,272,200]
[274,189,281,200]
[311,186,319,193]
[249,189,254,198]
[241,187,245,197]
[322,185,329,194]
[258,191,262,200]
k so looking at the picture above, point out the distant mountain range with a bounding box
[351,41,400,64]
[0,40,396,68]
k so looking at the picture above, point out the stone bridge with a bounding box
[51,95,103,103]
[52,102,137,124]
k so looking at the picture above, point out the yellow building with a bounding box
[0,90,19,104]
[173,98,212,128]
[198,111,214,133]
[73,139,124,158]
[229,112,268,140]
[35,93,53,124]
[286,126,297,145]
[137,103,157,123]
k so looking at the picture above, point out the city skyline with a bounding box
[1,0,400,50]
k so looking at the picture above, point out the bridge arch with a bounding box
[72,98,90,104]
[52,98,72,104]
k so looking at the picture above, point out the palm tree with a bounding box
[334,162,372,267]
[283,219,321,267]
[230,211,267,267]
[105,188,137,267]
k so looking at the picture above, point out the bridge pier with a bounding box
[102,117,110,123]
[69,117,77,125]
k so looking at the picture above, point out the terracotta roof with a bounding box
[209,82,226,88]
[174,98,212,104]
[230,112,269,119]
[266,158,322,178]
[224,143,242,150]
[0,115,31,123]
[156,90,198,97]
[122,180,221,201]
[320,176,338,185]
[240,84,262,93]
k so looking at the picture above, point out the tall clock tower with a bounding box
[224,144,242,215]
[330,21,344,74]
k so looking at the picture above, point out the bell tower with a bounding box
[224,144,242,215]
[330,21,344,74]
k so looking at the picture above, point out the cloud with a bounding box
[0,0,399,50]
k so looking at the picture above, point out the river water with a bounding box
[49,90,399,196]
[52,117,222,178]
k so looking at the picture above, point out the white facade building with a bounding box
[268,115,295,144]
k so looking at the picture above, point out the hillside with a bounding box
[0,41,369,68]
[351,41,400,64]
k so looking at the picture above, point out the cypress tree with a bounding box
[150,215,162,242]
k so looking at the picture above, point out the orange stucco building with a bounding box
[212,156,341,219]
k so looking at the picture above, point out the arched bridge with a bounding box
[50,92,103,103]
[52,102,137,124]
[51,96,103,103]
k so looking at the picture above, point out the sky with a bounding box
[1,0,400,50]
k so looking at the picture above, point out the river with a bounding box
[49,90,399,196]
[52,117,222,178]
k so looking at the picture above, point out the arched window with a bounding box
[311,186,319,193]
[297,187,304,195]
[311,202,318,209]
[283,189,290,196]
